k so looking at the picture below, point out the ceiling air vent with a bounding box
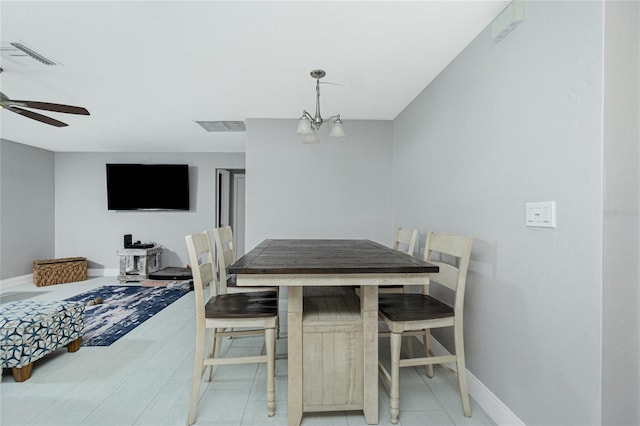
[196,121,246,132]
[0,41,58,66]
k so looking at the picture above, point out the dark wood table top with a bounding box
[229,239,438,275]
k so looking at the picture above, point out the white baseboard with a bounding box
[428,338,525,426]
[1,269,118,291]
[88,268,118,277]
[0,274,34,290]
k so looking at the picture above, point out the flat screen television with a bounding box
[106,163,190,210]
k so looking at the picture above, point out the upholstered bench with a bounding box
[1,300,85,381]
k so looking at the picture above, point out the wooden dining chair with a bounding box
[393,227,419,255]
[213,226,279,295]
[185,230,277,425]
[213,226,281,338]
[378,227,419,294]
[378,231,474,424]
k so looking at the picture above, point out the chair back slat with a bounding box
[221,250,235,270]
[198,262,215,288]
[428,261,459,292]
[213,226,236,294]
[216,226,235,253]
[428,232,469,258]
[393,227,418,256]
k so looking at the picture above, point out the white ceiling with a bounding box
[0,1,506,153]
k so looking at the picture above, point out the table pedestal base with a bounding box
[287,285,379,426]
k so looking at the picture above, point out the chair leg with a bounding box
[276,288,281,339]
[187,326,205,425]
[213,329,223,358]
[389,332,402,424]
[204,328,224,382]
[265,326,276,417]
[454,325,471,417]
[424,329,434,378]
[406,334,414,358]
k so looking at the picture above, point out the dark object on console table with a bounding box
[33,257,87,287]
[128,243,155,249]
[148,266,193,280]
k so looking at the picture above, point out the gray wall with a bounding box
[245,119,393,250]
[602,1,640,424]
[392,2,603,425]
[54,152,244,271]
[0,139,55,279]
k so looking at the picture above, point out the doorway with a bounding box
[216,169,246,257]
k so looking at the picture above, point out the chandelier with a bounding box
[295,69,345,140]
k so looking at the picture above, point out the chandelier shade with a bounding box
[295,115,313,135]
[328,117,345,138]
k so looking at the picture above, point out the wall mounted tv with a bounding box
[106,163,190,211]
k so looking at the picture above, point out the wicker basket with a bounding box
[33,257,87,287]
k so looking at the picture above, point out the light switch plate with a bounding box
[526,201,556,228]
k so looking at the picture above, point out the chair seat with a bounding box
[378,293,453,322]
[205,291,278,318]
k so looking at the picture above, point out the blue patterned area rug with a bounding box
[65,285,189,346]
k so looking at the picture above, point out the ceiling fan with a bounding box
[0,68,90,127]
[0,91,90,127]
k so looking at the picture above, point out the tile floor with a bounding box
[1,277,496,426]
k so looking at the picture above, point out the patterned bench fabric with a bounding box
[0,301,85,368]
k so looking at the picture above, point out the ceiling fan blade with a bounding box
[10,100,90,115]
[6,106,69,127]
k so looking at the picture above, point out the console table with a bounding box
[117,246,162,282]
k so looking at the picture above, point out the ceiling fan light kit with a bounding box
[296,69,345,141]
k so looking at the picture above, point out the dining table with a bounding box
[228,239,438,426]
